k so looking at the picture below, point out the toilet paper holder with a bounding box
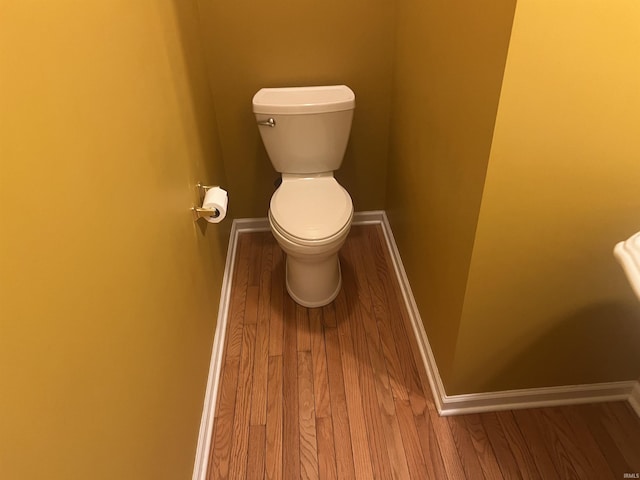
[192,183,220,221]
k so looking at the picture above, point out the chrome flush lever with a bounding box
[257,118,276,127]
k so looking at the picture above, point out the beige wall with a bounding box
[195,0,395,218]
[386,0,517,384]
[451,0,640,394]
[0,1,227,478]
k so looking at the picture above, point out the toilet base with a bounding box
[284,252,342,308]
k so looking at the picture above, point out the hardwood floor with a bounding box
[207,225,640,479]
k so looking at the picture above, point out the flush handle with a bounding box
[257,118,276,127]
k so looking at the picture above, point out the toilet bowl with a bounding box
[253,85,355,307]
[269,174,353,307]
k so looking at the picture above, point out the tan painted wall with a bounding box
[195,0,395,218]
[452,0,640,394]
[386,0,517,384]
[0,1,228,478]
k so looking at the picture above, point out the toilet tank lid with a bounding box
[252,85,355,115]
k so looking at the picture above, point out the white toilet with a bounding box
[252,85,355,308]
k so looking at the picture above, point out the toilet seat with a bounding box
[270,176,353,246]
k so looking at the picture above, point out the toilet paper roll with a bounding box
[202,187,228,223]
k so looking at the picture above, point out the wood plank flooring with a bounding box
[207,225,640,479]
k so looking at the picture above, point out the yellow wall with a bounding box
[195,0,395,218]
[451,0,640,393]
[0,1,228,478]
[3,3,639,477]
[386,0,517,383]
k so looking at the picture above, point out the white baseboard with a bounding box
[194,211,640,478]
[191,218,261,480]
[352,209,388,225]
[436,381,636,416]
[376,211,450,414]
[375,211,640,417]
[229,216,270,232]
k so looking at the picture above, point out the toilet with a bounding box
[252,85,355,308]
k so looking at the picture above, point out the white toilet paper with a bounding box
[202,187,228,223]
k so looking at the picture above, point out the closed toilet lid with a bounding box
[270,177,353,242]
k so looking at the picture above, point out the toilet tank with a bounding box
[252,85,355,174]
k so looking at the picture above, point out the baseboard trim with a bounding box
[437,381,636,416]
[230,216,270,232]
[352,209,387,225]
[192,218,253,480]
[375,211,640,417]
[375,211,449,414]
